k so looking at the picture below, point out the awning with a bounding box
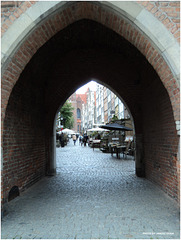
[100,123,132,131]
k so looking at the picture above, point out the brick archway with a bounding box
[1,1,180,204]
[1,1,180,123]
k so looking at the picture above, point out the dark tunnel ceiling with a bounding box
[13,18,164,130]
[22,19,149,84]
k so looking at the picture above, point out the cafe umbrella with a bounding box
[87,127,109,132]
[59,128,75,134]
[99,122,133,131]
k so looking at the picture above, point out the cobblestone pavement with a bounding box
[1,141,180,239]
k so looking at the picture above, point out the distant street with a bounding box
[1,140,180,239]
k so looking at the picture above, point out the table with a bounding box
[110,143,126,159]
[92,140,101,151]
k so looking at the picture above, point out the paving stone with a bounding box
[1,141,180,239]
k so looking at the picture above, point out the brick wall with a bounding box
[1,1,180,204]
[137,1,180,43]
[142,62,179,200]
[77,95,85,133]
[1,1,179,122]
[1,1,180,43]
[2,67,47,203]
[1,1,36,35]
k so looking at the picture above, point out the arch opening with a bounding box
[54,80,136,182]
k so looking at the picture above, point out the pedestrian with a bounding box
[97,133,101,140]
[59,132,65,147]
[83,134,88,147]
[72,134,77,145]
[79,135,82,145]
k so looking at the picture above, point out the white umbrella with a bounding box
[87,127,109,132]
[59,128,75,134]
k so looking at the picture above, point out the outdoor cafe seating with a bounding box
[99,122,133,159]
[109,140,132,159]
[87,123,134,158]
[92,139,101,151]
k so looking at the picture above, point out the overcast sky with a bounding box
[76,81,98,94]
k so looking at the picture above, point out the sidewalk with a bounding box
[1,141,180,239]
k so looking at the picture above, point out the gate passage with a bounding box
[1,1,180,207]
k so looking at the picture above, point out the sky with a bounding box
[76,81,98,94]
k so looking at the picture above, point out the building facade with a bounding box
[96,83,125,125]
[62,83,131,134]
[81,88,96,133]
[68,92,87,133]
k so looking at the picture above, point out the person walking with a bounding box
[72,134,77,145]
[59,132,65,147]
[79,135,82,145]
[83,134,88,147]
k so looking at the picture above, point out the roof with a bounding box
[76,93,87,104]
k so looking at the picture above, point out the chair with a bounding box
[124,140,132,158]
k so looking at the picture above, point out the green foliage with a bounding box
[58,101,74,129]
[111,114,119,123]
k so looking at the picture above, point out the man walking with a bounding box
[72,134,77,145]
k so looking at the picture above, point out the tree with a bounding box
[58,101,74,129]
[111,114,118,123]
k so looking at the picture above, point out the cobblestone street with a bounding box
[1,141,180,239]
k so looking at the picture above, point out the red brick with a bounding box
[151,6,158,14]
[169,2,180,7]
[174,30,180,38]
[159,13,167,21]
[162,17,171,25]
[154,10,162,18]
[160,2,169,7]
[146,3,155,11]
[167,12,179,18]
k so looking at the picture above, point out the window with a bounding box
[77,108,81,119]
